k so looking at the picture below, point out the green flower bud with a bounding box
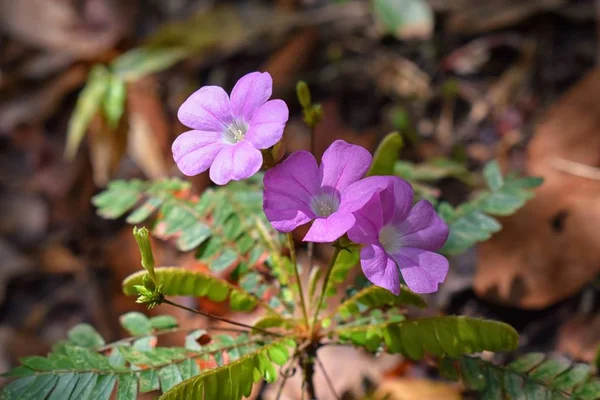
[296,81,312,110]
[133,227,156,282]
[142,274,156,291]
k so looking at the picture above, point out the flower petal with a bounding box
[360,244,400,295]
[391,247,449,293]
[209,142,262,185]
[230,71,272,122]
[379,176,414,225]
[339,175,397,214]
[303,211,355,243]
[263,151,320,232]
[245,99,289,149]
[177,86,233,131]
[397,200,449,251]
[172,130,225,176]
[319,140,372,193]
[347,191,384,245]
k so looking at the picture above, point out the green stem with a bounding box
[162,298,283,337]
[288,233,310,329]
[311,246,341,333]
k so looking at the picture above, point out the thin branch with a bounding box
[311,246,341,334]
[276,354,299,400]
[162,298,283,337]
[288,233,310,329]
[550,157,600,180]
[97,326,263,352]
[316,357,341,400]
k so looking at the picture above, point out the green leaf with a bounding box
[454,354,600,400]
[102,75,127,129]
[159,338,294,400]
[122,267,258,312]
[483,160,504,191]
[89,374,117,400]
[93,177,280,275]
[394,158,474,184]
[324,245,360,299]
[367,132,404,176]
[65,65,110,159]
[112,47,187,82]
[150,315,179,330]
[372,0,433,40]
[116,373,137,400]
[335,285,426,320]
[120,312,153,336]
[440,162,543,255]
[335,316,519,358]
[159,364,183,392]
[67,324,105,348]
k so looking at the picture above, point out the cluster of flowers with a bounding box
[172,72,449,295]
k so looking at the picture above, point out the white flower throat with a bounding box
[310,191,340,217]
[378,224,402,254]
[223,119,248,144]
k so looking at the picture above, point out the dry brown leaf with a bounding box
[475,69,600,308]
[262,28,318,96]
[88,113,127,186]
[127,78,169,180]
[373,378,462,400]
[39,243,84,274]
[446,0,565,34]
[0,0,129,57]
[557,313,600,363]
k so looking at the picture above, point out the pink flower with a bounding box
[263,140,373,243]
[346,176,449,295]
[172,71,289,185]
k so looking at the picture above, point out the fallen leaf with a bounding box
[0,0,129,57]
[557,313,600,363]
[475,69,600,308]
[446,0,565,34]
[126,78,169,180]
[39,243,84,274]
[373,378,462,400]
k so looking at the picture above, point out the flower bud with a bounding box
[142,274,156,292]
[296,81,311,110]
[133,227,156,281]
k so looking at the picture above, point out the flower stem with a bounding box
[311,245,341,333]
[161,298,283,337]
[288,233,310,329]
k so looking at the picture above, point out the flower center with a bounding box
[223,119,248,144]
[378,224,402,254]
[310,191,340,217]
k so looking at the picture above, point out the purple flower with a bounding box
[263,140,372,243]
[172,71,289,185]
[346,176,449,295]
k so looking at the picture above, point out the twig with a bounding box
[311,246,341,333]
[550,157,600,180]
[316,357,341,400]
[162,298,283,337]
[275,354,299,400]
[96,326,262,352]
[288,233,310,329]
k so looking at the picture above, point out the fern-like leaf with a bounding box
[122,268,259,312]
[439,161,543,255]
[334,285,426,320]
[0,318,281,400]
[92,176,280,274]
[159,337,295,400]
[334,316,519,358]
[444,354,600,400]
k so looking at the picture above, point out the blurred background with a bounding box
[0,0,599,398]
